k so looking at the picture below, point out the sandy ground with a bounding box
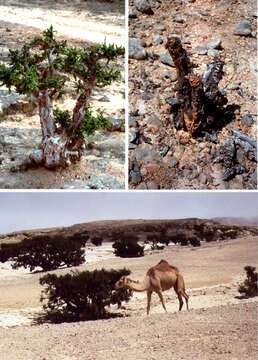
[0,235,257,359]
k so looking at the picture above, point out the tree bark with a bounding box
[29,90,85,169]
[166,36,236,136]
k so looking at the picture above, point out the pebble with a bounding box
[154,23,165,32]
[160,50,175,67]
[233,20,252,36]
[169,157,179,168]
[146,179,159,189]
[133,0,154,15]
[193,46,207,55]
[154,36,163,44]
[206,38,222,50]
[129,38,147,60]
[240,114,253,126]
[207,49,220,58]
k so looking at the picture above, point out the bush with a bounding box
[39,268,132,322]
[0,234,88,272]
[112,234,144,257]
[91,236,103,246]
[238,266,258,298]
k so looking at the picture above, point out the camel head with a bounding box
[115,276,131,289]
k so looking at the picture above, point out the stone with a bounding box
[87,174,124,189]
[233,20,252,36]
[107,117,125,132]
[154,36,163,44]
[193,46,207,55]
[130,171,142,184]
[129,38,147,60]
[57,179,91,189]
[133,0,154,15]
[169,157,179,168]
[206,38,222,50]
[240,114,253,126]
[174,17,185,23]
[207,49,220,58]
[146,179,159,189]
[128,8,137,18]
[160,50,175,67]
[147,114,162,134]
[154,23,165,32]
[129,130,138,143]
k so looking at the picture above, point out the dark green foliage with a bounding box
[39,268,132,322]
[238,266,258,298]
[0,234,88,272]
[188,236,201,247]
[91,236,103,246]
[112,234,144,258]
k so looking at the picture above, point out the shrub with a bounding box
[39,268,132,322]
[238,266,258,298]
[91,236,103,246]
[0,234,88,272]
[112,234,144,257]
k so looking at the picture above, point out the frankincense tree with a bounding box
[0,26,125,169]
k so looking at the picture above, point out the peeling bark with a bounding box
[166,36,238,136]
[30,90,86,169]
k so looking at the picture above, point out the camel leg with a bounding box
[147,291,152,315]
[157,290,167,313]
[177,293,184,311]
[182,290,189,311]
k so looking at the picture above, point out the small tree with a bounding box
[238,266,258,298]
[0,234,88,272]
[91,236,103,246]
[0,26,124,169]
[39,268,132,322]
[112,234,144,257]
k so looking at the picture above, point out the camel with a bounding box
[115,259,189,315]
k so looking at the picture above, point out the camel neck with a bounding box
[128,278,149,292]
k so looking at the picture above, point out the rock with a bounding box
[128,8,137,18]
[227,83,239,90]
[240,114,253,126]
[107,117,125,132]
[207,49,220,58]
[160,50,175,67]
[154,23,165,32]
[87,174,124,189]
[95,138,124,161]
[193,46,207,55]
[174,17,185,23]
[147,114,162,134]
[8,154,31,172]
[233,20,252,36]
[154,36,163,44]
[129,130,138,143]
[129,38,147,60]
[199,173,207,184]
[169,157,179,168]
[132,143,163,165]
[133,0,154,15]
[57,179,91,189]
[130,171,142,184]
[206,38,222,50]
[146,179,159,189]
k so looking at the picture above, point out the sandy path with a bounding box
[0,0,125,45]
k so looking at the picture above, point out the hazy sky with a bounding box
[0,191,257,234]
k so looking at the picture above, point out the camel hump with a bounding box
[147,260,180,276]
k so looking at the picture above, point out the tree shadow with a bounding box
[32,308,127,325]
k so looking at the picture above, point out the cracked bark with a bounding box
[166,36,237,136]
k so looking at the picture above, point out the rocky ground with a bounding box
[0,0,125,189]
[0,235,257,359]
[128,0,257,189]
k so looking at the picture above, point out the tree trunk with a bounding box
[29,90,85,169]
[166,36,236,136]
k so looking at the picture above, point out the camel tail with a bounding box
[176,273,189,311]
